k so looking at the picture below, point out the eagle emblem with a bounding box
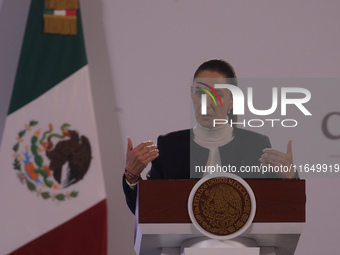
[12,121,92,201]
[191,177,252,237]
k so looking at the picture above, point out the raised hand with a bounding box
[125,137,159,183]
[259,140,296,179]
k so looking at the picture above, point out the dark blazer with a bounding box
[123,127,278,214]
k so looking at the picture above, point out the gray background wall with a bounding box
[0,0,339,254]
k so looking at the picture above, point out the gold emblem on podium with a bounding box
[188,174,256,239]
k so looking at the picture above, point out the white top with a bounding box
[193,123,234,176]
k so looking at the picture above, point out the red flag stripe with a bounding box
[9,200,107,255]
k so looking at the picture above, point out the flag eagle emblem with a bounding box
[12,120,92,201]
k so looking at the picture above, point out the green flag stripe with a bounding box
[43,9,53,15]
[8,0,87,115]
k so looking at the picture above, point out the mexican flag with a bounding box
[0,0,107,254]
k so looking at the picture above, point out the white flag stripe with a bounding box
[0,65,106,254]
[54,10,66,16]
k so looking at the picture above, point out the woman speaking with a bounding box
[123,59,296,214]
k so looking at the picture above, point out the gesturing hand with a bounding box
[125,137,159,183]
[259,140,296,179]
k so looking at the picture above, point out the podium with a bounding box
[134,179,305,255]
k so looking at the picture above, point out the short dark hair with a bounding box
[193,59,237,81]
